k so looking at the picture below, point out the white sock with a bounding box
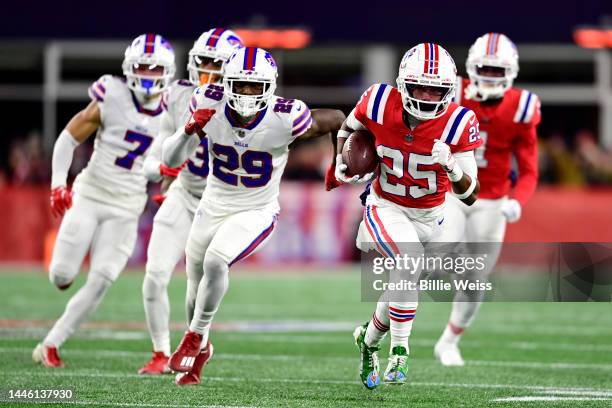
[44,274,112,348]
[389,302,417,353]
[189,253,229,338]
[364,301,389,347]
[439,321,465,345]
[143,272,171,356]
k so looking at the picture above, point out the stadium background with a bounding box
[1,1,612,265]
[0,2,611,407]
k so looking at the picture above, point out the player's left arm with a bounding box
[432,109,483,206]
[297,108,346,142]
[433,141,480,206]
[504,124,539,222]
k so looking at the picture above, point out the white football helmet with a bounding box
[396,43,457,120]
[466,33,519,101]
[122,34,176,96]
[187,28,244,85]
[223,47,278,118]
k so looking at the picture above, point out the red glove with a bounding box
[160,163,185,178]
[50,186,72,218]
[324,160,342,191]
[152,194,166,205]
[185,109,216,137]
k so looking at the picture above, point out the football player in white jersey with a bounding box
[32,34,175,368]
[138,28,243,376]
[162,47,345,385]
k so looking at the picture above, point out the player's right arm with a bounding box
[50,99,101,217]
[162,108,215,168]
[332,85,380,185]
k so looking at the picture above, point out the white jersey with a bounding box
[191,84,312,213]
[74,75,164,214]
[144,79,208,198]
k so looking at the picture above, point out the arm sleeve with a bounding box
[143,111,175,182]
[162,128,200,168]
[454,150,478,179]
[290,100,313,139]
[51,129,80,188]
[511,125,539,205]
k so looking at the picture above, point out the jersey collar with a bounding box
[131,91,163,117]
[224,103,267,130]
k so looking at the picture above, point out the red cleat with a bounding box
[175,340,214,386]
[32,343,64,368]
[168,331,203,372]
[138,351,171,375]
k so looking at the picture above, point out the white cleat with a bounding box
[434,341,465,366]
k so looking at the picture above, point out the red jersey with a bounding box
[354,83,482,209]
[456,77,540,205]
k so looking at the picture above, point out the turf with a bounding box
[0,269,611,407]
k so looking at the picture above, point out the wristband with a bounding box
[447,164,463,182]
[337,129,350,139]
[454,175,477,200]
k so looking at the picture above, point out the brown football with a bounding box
[341,130,378,177]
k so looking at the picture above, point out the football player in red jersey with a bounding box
[433,33,540,366]
[331,43,482,389]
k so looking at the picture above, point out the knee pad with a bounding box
[142,268,171,300]
[49,263,78,290]
[203,252,229,279]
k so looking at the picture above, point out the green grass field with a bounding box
[1,268,611,407]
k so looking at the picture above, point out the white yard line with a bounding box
[3,327,612,354]
[493,396,608,402]
[3,346,612,371]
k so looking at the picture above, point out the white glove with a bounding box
[501,199,522,223]
[334,154,373,184]
[431,139,462,181]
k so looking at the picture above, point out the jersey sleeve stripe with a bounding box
[514,90,533,123]
[367,84,390,125]
[88,85,104,102]
[519,92,534,123]
[292,108,311,129]
[449,110,475,145]
[441,106,468,144]
[292,116,312,137]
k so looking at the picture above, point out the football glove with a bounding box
[501,198,522,223]
[185,109,215,137]
[50,186,72,218]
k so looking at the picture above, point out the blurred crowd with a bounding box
[1,129,612,187]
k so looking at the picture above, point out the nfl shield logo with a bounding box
[236,129,246,138]
[405,134,413,143]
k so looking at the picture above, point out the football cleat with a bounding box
[353,323,380,390]
[168,331,203,372]
[434,341,465,366]
[138,351,172,375]
[175,340,214,386]
[383,346,409,384]
[32,343,64,368]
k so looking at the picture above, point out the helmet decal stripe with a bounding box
[423,43,430,74]
[433,44,439,75]
[145,33,156,54]
[243,47,257,70]
[489,33,498,55]
[206,28,226,48]
[485,33,493,55]
[493,33,501,55]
